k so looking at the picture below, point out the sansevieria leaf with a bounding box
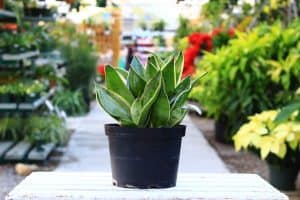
[150,84,170,127]
[130,73,162,127]
[105,66,134,104]
[95,52,196,128]
[173,76,191,100]
[168,108,187,127]
[130,98,144,126]
[162,58,176,96]
[130,56,145,80]
[141,73,162,105]
[115,68,129,79]
[95,85,131,122]
[174,52,184,83]
[128,67,146,97]
[145,56,159,81]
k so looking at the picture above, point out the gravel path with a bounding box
[0,165,24,199]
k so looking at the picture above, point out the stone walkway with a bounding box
[56,103,228,173]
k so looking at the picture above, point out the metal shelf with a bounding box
[0,88,56,111]
[1,50,40,61]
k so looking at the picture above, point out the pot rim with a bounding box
[104,123,186,138]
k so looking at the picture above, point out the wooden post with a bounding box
[0,0,4,9]
[111,9,121,66]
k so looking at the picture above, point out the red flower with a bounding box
[201,34,213,51]
[212,27,223,36]
[228,28,235,37]
[188,33,203,45]
[97,64,106,77]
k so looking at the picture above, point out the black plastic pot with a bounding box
[24,94,40,103]
[24,8,52,17]
[214,115,230,143]
[0,95,10,103]
[105,124,186,189]
[269,164,299,191]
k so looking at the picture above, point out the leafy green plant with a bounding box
[191,22,300,140]
[233,110,300,168]
[152,19,166,32]
[0,80,47,96]
[0,116,23,141]
[24,115,67,145]
[52,88,87,116]
[153,35,166,47]
[57,24,97,105]
[95,52,203,128]
[174,16,194,43]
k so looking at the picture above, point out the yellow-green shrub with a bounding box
[233,110,300,160]
[191,21,300,140]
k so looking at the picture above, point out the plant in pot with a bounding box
[233,110,300,190]
[0,85,10,103]
[24,115,67,149]
[24,80,46,103]
[95,52,203,189]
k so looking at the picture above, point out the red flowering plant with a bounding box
[182,33,213,77]
[182,27,235,78]
[212,27,235,49]
[97,64,106,78]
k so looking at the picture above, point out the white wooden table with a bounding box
[6,172,288,200]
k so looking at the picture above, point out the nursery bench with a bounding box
[6,172,288,200]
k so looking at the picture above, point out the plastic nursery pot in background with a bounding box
[0,94,11,103]
[105,124,186,189]
[268,164,299,191]
[24,94,40,103]
[214,115,230,143]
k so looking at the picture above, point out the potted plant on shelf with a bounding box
[24,80,47,103]
[0,85,10,103]
[95,52,203,189]
[233,110,300,190]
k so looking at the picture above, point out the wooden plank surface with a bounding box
[6,172,288,200]
[27,143,55,161]
[4,141,32,161]
[0,141,15,158]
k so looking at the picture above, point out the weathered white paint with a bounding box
[6,172,288,200]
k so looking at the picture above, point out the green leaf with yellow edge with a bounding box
[174,52,184,83]
[130,98,144,126]
[141,73,162,105]
[128,67,146,97]
[130,56,145,80]
[162,57,176,96]
[95,85,131,122]
[105,66,134,104]
[173,76,191,98]
[172,87,192,110]
[131,73,162,127]
[167,108,187,127]
[150,84,170,127]
[145,56,159,81]
[115,68,128,79]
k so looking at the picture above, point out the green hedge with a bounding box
[190,21,300,141]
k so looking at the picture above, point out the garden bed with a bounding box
[189,113,300,198]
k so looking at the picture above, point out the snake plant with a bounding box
[95,52,204,128]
